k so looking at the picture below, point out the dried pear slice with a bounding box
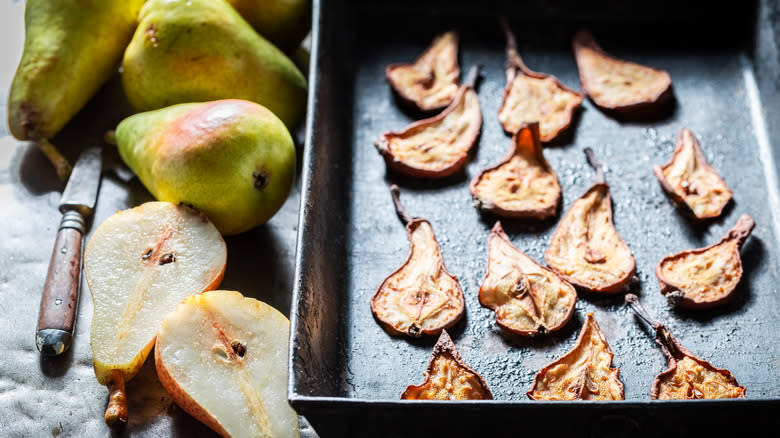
[497,19,583,142]
[376,65,482,178]
[386,31,460,112]
[625,294,746,399]
[573,29,673,114]
[478,221,576,336]
[654,129,733,220]
[528,312,624,400]
[402,330,493,400]
[544,148,636,293]
[370,185,465,337]
[469,122,561,219]
[656,214,755,309]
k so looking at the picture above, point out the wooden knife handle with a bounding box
[36,210,85,356]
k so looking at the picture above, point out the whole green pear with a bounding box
[121,0,307,130]
[7,0,144,179]
[225,0,313,51]
[114,99,296,236]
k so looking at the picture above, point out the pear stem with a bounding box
[104,130,117,146]
[390,184,414,226]
[104,370,128,427]
[463,64,481,90]
[584,147,606,184]
[499,17,528,78]
[38,138,73,181]
[625,294,658,329]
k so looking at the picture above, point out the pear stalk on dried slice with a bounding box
[370,185,465,337]
[83,202,227,426]
[544,148,636,293]
[478,221,576,336]
[573,29,673,115]
[155,290,299,438]
[402,330,493,400]
[656,214,755,309]
[654,129,733,220]
[625,294,746,399]
[376,64,482,178]
[497,18,583,142]
[385,31,460,113]
[528,312,624,400]
[469,122,561,219]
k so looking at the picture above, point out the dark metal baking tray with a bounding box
[291,0,780,436]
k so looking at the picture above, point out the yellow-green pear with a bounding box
[7,0,144,180]
[112,99,296,236]
[226,0,313,51]
[121,0,308,130]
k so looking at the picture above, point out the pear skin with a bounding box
[226,0,312,51]
[7,0,144,179]
[121,0,307,129]
[114,99,296,236]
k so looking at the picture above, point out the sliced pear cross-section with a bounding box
[155,290,299,438]
[656,214,754,309]
[84,201,227,426]
[654,129,733,220]
[376,64,482,178]
[528,312,625,400]
[478,221,576,336]
[402,330,493,400]
[497,19,583,142]
[469,122,561,219]
[371,185,465,337]
[385,31,460,112]
[625,294,746,399]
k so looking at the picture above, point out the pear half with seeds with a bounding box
[84,201,227,426]
[156,290,299,438]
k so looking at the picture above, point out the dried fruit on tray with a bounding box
[497,19,582,142]
[544,148,635,293]
[402,330,493,400]
[654,129,733,220]
[656,214,755,309]
[371,185,465,337]
[478,221,576,336]
[469,122,561,219]
[376,64,482,178]
[528,312,624,400]
[386,31,460,112]
[625,294,746,399]
[573,29,673,115]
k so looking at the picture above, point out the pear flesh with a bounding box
[121,0,307,129]
[156,290,299,438]
[7,0,145,179]
[114,99,296,236]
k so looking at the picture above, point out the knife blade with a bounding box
[36,146,102,356]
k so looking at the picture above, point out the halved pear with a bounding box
[402,330,492,400]
[385,31,460,112]
[83,201,227,425]
[528,312,624,400]
[370,185,465,337]
[544,148,635,293]
[470,122,561,219]
[479,221,576,336]
[573,29,672,115]
[656,214,754,309]
[497,19,583,142]
[625,294,746,399]
[654,129,733,220]
[376,64,482,178]
[155,290,299,437]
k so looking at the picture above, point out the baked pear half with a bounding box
[371,185,465,337]
[626,294,746,399]
[470,122,561,219]
[478,221,576,336]
[656,214,754,309]
[402,330,492,400]
[386,31,460,112]
[654,128,733,220]
[497,19,582,142]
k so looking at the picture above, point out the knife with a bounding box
[36,146,103,356]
